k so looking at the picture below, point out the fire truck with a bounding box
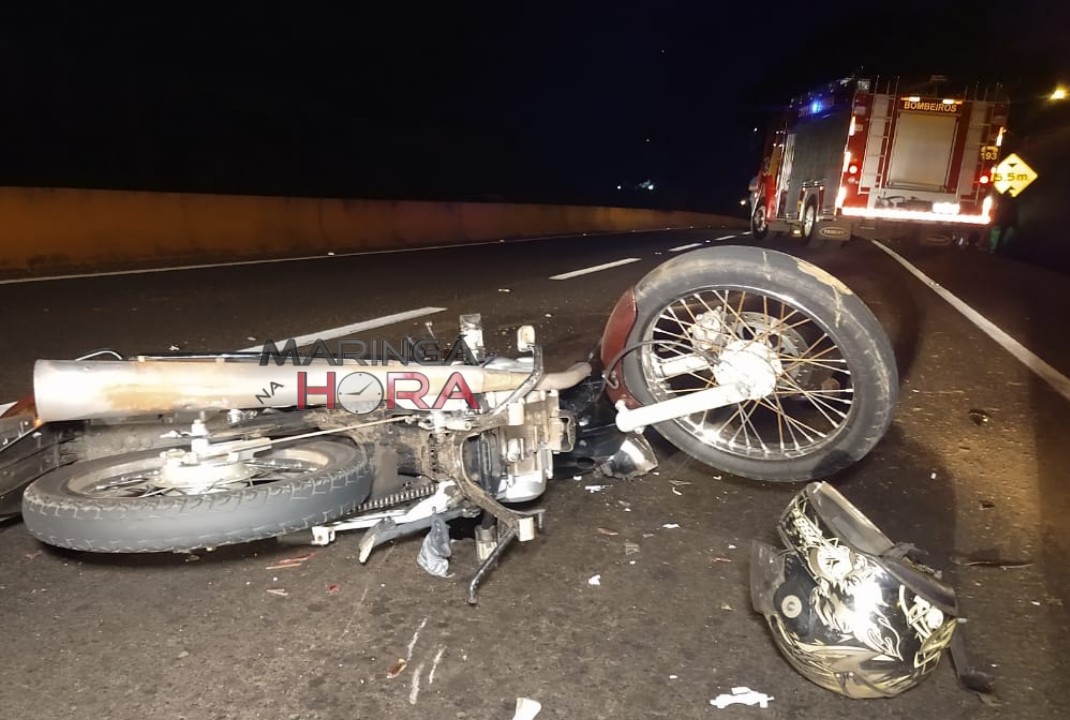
[748,76,1009,246]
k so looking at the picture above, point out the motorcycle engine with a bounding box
[467,389,575,503]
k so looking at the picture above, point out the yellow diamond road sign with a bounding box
[992,153,1038,197]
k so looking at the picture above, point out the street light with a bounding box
[1051,86,1067,101]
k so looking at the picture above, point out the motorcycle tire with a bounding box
[22,438,372,552]
[619,245,897,482]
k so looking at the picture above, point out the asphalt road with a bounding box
[1,227,1068,720]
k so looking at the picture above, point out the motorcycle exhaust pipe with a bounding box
[32,359,535,422]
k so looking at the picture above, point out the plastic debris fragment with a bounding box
[710,687,773,709]
[417,515,452,578]
[511,697,542,720]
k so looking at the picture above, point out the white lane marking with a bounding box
[239,307,446,353]
[0,401,15,416]
[873,241,1070,402]
[0,227,719,286]
[669,242,703,252]
[712,234,738,241]
[550,258,641,280]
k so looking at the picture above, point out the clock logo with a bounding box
[336,372,385,415]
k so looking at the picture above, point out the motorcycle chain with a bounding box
[354,481,437,512]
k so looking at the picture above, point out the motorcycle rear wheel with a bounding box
[22,438,372,552]
[620,245,897,482]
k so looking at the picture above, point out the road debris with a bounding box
[176,650,190,659]
[265,588,288,597]
[265,551,316,570]
[387,658,408,678]
[979,499,995,509]
[511,697,542,720]
[710,687,773,709]
[168,345,180,351]
[596,527,620,537]
[624,542,640,556]
[417,515,452,577]
[584,484,607,493]
[326,583,341,593]
[672,487,683,496]
[720,603,733,611]
[662,523,680,529]
[588,574,602,586]
[968,409,992,426]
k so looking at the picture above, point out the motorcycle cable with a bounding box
[601,339,700,390]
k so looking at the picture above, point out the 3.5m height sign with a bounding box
[991,153,1038,197]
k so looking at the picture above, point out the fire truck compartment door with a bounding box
[887,112,958,191]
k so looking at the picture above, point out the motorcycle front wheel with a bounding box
[620,245,897,482]
[22,438,372,552]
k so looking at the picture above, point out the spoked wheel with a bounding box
[22,438,373,552]
[620,246,897,482]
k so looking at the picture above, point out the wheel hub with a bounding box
[156,448,258,491]
[713,340,783,399]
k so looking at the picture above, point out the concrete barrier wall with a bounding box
[0,187,741,274]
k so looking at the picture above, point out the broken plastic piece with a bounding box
[417,514,453,578]
[511,697,542,720]
[710,687,773,709]
[587,574,601,586]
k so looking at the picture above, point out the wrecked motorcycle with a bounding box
[0,246,897,601]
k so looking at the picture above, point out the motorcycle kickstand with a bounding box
[466,509,545,605]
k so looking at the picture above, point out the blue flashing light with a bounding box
[809,99,824,115]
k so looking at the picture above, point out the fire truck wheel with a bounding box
[801,198,820,247]
[751,201,769,240]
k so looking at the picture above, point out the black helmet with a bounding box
[750,482,958,698]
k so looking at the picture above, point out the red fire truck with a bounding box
[748,76,1009,246]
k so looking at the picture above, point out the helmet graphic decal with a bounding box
[751,483,958,699]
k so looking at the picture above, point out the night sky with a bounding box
[1,1,1064,213]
